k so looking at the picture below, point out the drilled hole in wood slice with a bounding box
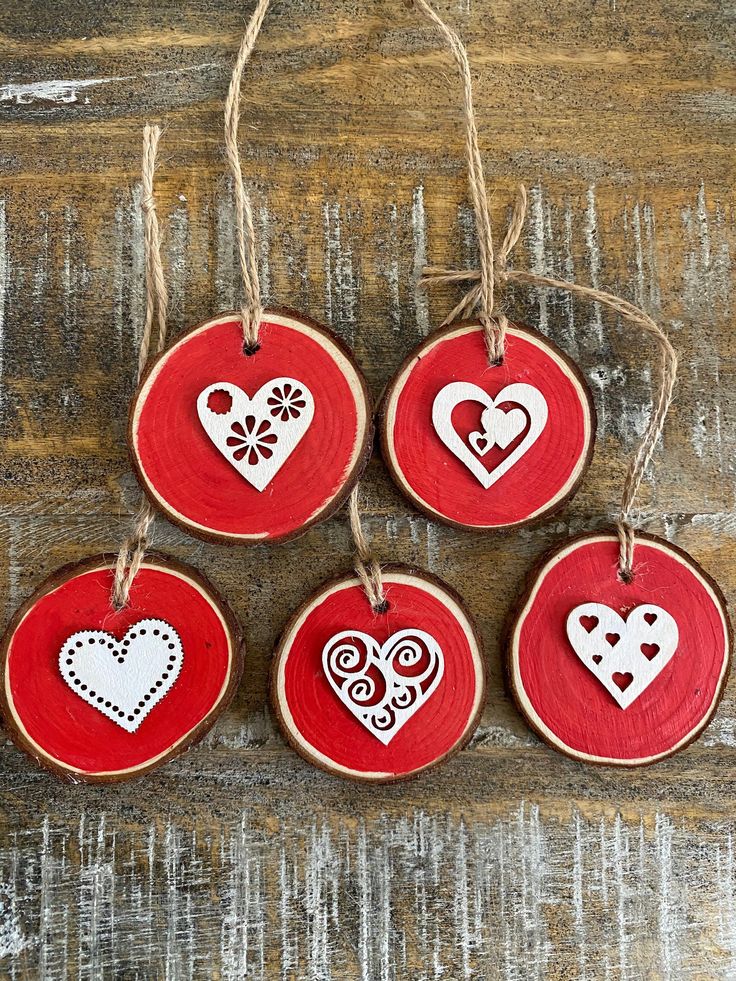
[0,554,242,783]
[129,311,372,543]
[272,566,485,783]
[508,532,732,767]
[243,342,261,356]
[379,322,595,531]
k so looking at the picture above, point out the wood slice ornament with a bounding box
[130,309,371,544]
[508,533,731,766]
[0,555,241,782]
[128,0,373,544]
[127,1,371,545]
[383,1,595,530]
[0,126,242,783]
[271,494,485,782]
[380,321,595,529]
[404,0,731,764]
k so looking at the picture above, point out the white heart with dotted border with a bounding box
[197,378,315,492]
[432,381,548,489]
[59,619,183,733]
[566,603,678,709]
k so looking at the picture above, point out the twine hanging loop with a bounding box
[348,486,387,613]
[411,0,678,580]
[412,0,515,363]
[224,0,272,350]
[112,124,169,611]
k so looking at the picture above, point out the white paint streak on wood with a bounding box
[216,182,237,311]
[681,185,732,471]
[167,203,191,325]
[584,185,603,344]
[0,62,219,107]
[0,76,132,106]
[0,200,7,383]
[527,184,549,333]
[412,185,430,335]
[559,199,578,356]
[383,203,402,334]
[323,200,357,344]
[257,202,272,306]
[126,184,146,363]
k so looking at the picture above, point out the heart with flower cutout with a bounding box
[197,378,315,491]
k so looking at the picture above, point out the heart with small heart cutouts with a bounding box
[322,629,444,744]
[59,619,183,733]
[566,603,678,709]
[432,381,548,489]
[197,378,315,491]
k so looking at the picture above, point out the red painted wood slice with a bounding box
[129,308,373,544]
[380,321,595,530]
[508,531,732,766]
[271,565,485,782]
[0,554,242,782]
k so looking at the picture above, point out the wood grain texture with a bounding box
[0,0,734,976]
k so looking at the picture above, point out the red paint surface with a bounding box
[6,565,232,774]
[135,317,362,539]
[516,537,729,761]
[389,328,591,526]
[281,578,482,776]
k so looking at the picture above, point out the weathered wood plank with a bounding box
[0,0,734,976]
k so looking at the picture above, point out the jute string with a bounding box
[412,0,678,581]
[348,486,387,612]
[224,0,272,350]
[112,124,169,610]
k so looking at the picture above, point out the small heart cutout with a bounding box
[468,432,491,455]
[644,613,658,625]
[641,643,660,660]
[580,615,598,633]
[592,654,603,665]
[612,672,633,692]
[606,632,620,647]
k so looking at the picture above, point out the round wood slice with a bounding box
[129,308,373,545]
[0,553,242,782]
[507,531,732,766]
[379,321,595,530]
[271,564,485,783]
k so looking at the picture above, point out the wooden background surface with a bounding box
[0,0,734,977]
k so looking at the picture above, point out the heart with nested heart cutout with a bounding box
[322,629,444,744]
[566,602,678,709]
[432,381,548,489]
[59,619,183,732]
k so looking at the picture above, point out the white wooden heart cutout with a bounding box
[566,603,679,709]
[432,381,548,488]
[59,619,183,732]
[322,629,444,744]
[197,378,315,491]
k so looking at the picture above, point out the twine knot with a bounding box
[225,0,271,352]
